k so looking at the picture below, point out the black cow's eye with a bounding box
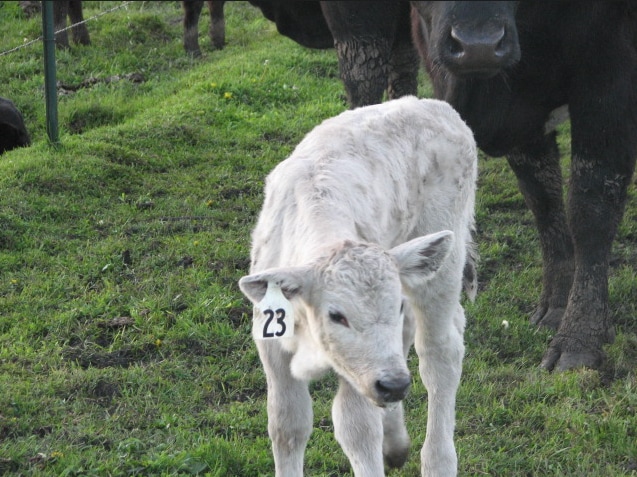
[329,311,349,327]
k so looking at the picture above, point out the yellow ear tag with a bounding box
[253,282,295,340]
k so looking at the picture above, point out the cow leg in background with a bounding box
[334,37,391,108]
[53,1,89,48]
[541,75,637,371]
[332,378,384,477]
[256,339,312,476]
[183,0,204,56]
[209,1,226,50]
[411,290,465,476]
[386,1,419,101]
[321,2,409,108]
[506,131,574,330]
[386,34,419,101]
[53,2,71,49]
[68,0,89,46]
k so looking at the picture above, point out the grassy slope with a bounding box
[0,2,635,476]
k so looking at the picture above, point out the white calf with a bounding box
[239,96,477,477]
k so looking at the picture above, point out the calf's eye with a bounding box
[328,311,349,327]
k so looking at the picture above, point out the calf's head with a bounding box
[239,231,454,407]
[411,1,520,78]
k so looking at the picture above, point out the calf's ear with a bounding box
[238,266,312,304]
[390,230,454,286]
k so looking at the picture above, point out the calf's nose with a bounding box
[375,375,411,402]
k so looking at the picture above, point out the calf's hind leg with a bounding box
[382,403,410,469]
[381,298,416,468]
[333,379,384,477]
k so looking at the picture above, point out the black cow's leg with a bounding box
[386,37,419,100]
[68,0,90,45]
[334,38,391,108]
[53,2,70,49]
[541,81,637,371]
[183,0,204,56]
[506,131,574,330]
[208,1,225,50]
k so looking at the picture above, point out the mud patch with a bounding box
[65,378,121,408]
[0,458,19,474]
[173,337,213,357]
[63,343,160,369]
[226,304,251,327]
[89,379,121,404]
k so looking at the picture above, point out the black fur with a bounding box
[0,97,30,155]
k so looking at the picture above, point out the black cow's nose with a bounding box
[375,375,411,402]
[451,25,505,53]
[446,25,513,75]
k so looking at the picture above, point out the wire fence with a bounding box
[0,1,134,58]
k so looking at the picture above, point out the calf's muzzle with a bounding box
[375,375,411,403]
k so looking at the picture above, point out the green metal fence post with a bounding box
[42,0,59,144]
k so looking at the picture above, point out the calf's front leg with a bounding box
[257,340,313,477]
[412,292,465,477]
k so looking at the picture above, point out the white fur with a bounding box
[239,96,477,477]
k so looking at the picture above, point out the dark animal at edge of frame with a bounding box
[0,97,31,155]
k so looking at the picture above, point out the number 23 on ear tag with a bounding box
[253,282,295,340]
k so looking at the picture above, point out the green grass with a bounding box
[1,2,636,476]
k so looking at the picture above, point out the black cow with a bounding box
[0,97,31,155]
[411,1,637,371]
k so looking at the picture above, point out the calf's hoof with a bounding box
[384,445,409,469]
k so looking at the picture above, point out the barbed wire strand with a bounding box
[0,1,134,58]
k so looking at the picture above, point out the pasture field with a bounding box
[0,2,636,475]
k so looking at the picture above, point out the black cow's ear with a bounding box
[390,231,454,284]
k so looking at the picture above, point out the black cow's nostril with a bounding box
[494,29,508,57]
[375,376,411,402]
[449,28,465,57]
